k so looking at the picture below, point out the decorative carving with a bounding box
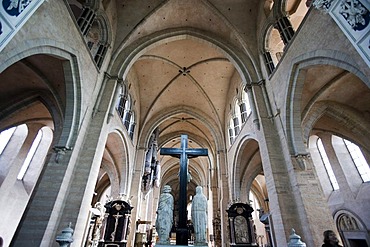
[53,146,73,163]
[179,67,190,76]
[339,0,369,31]
[226,203,257,246]
[98,199,133,247]
[292,153,311,170]
[313,0,334,12]
[2,0,32,17]
[339,214,360,231]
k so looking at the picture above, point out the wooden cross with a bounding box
[160,134,208,245]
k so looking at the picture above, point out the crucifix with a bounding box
[160,134,208,245]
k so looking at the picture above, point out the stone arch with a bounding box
[285,50,370,157]
[109,27,260,88]
[139,105,223,155]
[231,134,259,200]
[334,210,370,246]
[106,129,131,196]
[0,40,82,149]
[0,41,82,246]
[241,166,265,203]
[302,101,370,151]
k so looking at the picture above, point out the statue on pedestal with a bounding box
[191,186,207,245]
[155,185,174,245]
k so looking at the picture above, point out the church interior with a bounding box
[0,0,370,246]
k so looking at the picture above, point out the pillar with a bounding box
[251,80,335,246]
[53,73,121,247]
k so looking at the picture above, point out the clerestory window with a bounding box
[317,138,339,190]
[343,139,370,182]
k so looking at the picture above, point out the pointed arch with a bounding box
[285,50,370,157]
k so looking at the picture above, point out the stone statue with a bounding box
[155,185,174,244]
[191,186,207,245]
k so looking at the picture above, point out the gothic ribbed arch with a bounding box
[286,50,370,157]
[159,122,210,145]
[158,133,212,166]
[108,27,259,88]
[0,92,58,130]
[249,182,267,211]
[160,159,206,192]
[158,132,214,156]
[138,105,224,155]
[0,40,82,149]
[106,128,131,195]
[99,159,120,199]
[302,101,370,152]
[92,172,111,206]
[240,165,264,203]
[231,134,259,200]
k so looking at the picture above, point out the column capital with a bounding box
[252,79,265,86]
[243,84,252,92]
[53,146,73,163]
[104,72,120,82]
[291,152,311,170]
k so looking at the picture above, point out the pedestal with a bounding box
[176,228,188,245]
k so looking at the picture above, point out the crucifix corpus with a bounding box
[160,134,208,245]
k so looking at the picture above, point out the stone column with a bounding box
[53,73,121,247]
[251,80,335,246]
[126,146,147,247]
[249,80,302,246]
[217,150,230,247]
[10,120,77,246]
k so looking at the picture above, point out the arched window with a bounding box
[240,90,251,123]
[267,26,285,66]
[128,111,136,140]
[116,84,127,119]
[317,138,339,190]
[17,128,43,180]
[0,126,16,155]
[263,25,284,74]
[343,139,370,182]
[123,95,132,131]
[233,100,241,135]
[228,118,235,145]
[86,14,109,68]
